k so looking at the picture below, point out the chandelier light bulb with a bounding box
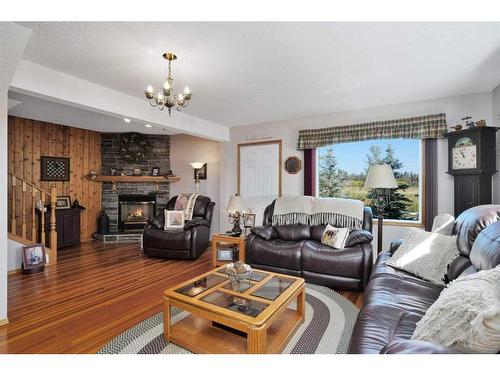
[156,92,165,105]
[183,86,192,100]
[144,85,154,99]
[164,81,171,90]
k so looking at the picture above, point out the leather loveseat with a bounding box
[349,205,500,354]
[246,200,374,292]
[143,195,215,260]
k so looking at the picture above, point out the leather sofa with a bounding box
[246,200,374,291]
[143,195,215,260]
[349,205,500,354]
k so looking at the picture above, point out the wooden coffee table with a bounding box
[163,265,305,354]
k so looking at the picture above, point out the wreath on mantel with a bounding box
[119,132,153,163]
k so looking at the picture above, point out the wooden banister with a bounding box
[7,172,57,266]
[8,172,50,195]
[49,185,58,264]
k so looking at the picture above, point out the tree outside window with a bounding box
[317,139,421,221]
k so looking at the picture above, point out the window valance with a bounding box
[296,113,447,150]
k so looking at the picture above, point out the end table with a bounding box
[211,233,247,267]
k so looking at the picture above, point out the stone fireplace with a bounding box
[100,133,170,233]
[118,194,156,231]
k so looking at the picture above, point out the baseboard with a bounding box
[8,269,22,276]
[0,318,9,327]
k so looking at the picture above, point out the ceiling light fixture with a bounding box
[144,52,192,116]
[144,124,152,128]
[123,118,131,123]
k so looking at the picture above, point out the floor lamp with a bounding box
[364,164,398,253]
[189,162,205,193]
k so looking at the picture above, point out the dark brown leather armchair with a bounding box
[143,195,215,260]
[246,200,374,292]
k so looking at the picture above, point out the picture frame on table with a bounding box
[151,167,160,176]
[55,196,71,210]
[243,213,256,228]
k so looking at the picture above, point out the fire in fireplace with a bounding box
[118,194,156,231]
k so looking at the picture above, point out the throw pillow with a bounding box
[431,213,455,236]
[412,267,500,353]
[386,228,459,285]
[321,224,349,249]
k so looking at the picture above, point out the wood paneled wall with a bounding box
[8,116,101,241]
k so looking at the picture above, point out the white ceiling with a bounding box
[8,91,178,134]
[16,22,500,127]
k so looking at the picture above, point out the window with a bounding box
[316,139,422,222]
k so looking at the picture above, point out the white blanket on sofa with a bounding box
[272,196,364,230]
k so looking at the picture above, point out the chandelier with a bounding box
[144,52,192,116]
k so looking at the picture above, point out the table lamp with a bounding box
[226,194,246,236]
[364,164,398,253]
[189,162,205,193]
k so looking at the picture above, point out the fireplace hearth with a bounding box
[118,194,156,231]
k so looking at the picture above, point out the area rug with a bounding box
[98,283,358,354]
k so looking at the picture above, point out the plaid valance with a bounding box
[297,113,447,150]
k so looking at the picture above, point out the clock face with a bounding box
[452,145,477,170]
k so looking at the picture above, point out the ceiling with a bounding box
[15,22,500,127]
[8,91,177,134]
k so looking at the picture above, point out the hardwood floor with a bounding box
[0,241,363,354]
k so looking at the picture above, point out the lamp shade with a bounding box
[364,164,398,189]
[226,194,246,213]
[190,162,205,170]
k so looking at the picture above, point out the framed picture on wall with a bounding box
[40,156,70,181]
[193,163,207,180]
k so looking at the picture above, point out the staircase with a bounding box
[8,172,58,265]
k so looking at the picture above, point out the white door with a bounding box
[239,142,281,200]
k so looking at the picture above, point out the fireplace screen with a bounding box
[118,194,156,231]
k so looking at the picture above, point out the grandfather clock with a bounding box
[445,126,498,217]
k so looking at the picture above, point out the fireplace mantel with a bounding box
[87,175,180,192]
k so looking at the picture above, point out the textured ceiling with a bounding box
[18,22,500,127]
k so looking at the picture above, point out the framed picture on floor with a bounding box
[22,244,46,274]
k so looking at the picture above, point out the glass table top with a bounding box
[251,276,293,301]
[175,274,227,297]
[201,290,268,318]
[222,280,253,293]
[217,268,268,282]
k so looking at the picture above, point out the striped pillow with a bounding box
[321,224,349,249]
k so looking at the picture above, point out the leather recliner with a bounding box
[349,204,500,354]
[246,200,374,292]
[143,195,215,260]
